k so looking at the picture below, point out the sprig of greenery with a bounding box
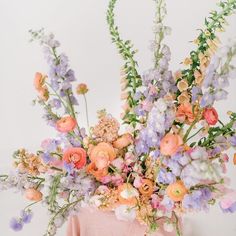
[199,112,236,148]
[47,174,63,213]
[177,0,236,99]
[107,0,142,127]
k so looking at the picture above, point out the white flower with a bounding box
[163,222,174,232]
[90,195,102,207]
[120,187,139,199]
[156,98,167,112]
[115,205,136,222]
[190,146,208,160]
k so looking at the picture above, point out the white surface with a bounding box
[0,0,236,235]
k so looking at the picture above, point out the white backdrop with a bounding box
[0,0,236,235]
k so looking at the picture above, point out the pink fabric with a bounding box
[66,207,177,236]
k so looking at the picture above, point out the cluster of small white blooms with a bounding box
[0,172,32,192]
[181,147,223,188]
[147,98,175,135]
[59,171,96,198]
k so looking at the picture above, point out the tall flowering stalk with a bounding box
[176,0,236,103]
[107,0,142,128]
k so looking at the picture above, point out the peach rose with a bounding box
[203,107,218,126]
[113,133,133,149]
[166,181,188,202]
[117,183,138,206]
[176,103,195,124]
[63,147,87,169]
[160,133,183,156]
[90,142,116,169]
[86,162,108,181]
[56,116,77,133]
[25,188,43,202]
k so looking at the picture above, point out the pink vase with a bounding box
[66,207,178,236]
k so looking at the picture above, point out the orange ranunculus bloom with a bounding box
[63,147,87,169]
[176,103,195,124]
[90,142,116,169]
[203,107,218,126]
[56,116,77,133]
[25,188,43,201]
[166,181,188,202]
[138,179,154,197]
[86,162,108,181]
[160,133,183,156]
[113,133,133,149]
[117,183,138,206]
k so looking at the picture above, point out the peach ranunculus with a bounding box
[89,142,116,170]
[166,181,188,202]
[176,103,195,124]
[86,162,108,181]
[203,107,218,126]
[56,116,77,133]
[63,147,87,169]
[117,183,139,206]
[34,72,46,91]
[38,86,49,101]
[138,179,154,197]
[34,72,49,101]
[113,133,133,149]
[160,133,183,156]
[25,188,43,201]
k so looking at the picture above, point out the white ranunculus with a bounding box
[115,205,136,222]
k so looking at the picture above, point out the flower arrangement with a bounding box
[1,0,236,235]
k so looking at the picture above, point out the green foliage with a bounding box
[107,0,142,127]
[177,0,236,100]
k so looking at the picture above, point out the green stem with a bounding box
[47,198,83,227]
[45,82,69,112]
[183,118,199,143]
[173,212,181,236]
[24,201,41,211]
[107,0,142,127]
[186,127,204,142]
[83,94,90,131]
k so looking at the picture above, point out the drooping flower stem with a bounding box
[107,0,142,127]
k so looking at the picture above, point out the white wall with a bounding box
[0,0,236,235]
